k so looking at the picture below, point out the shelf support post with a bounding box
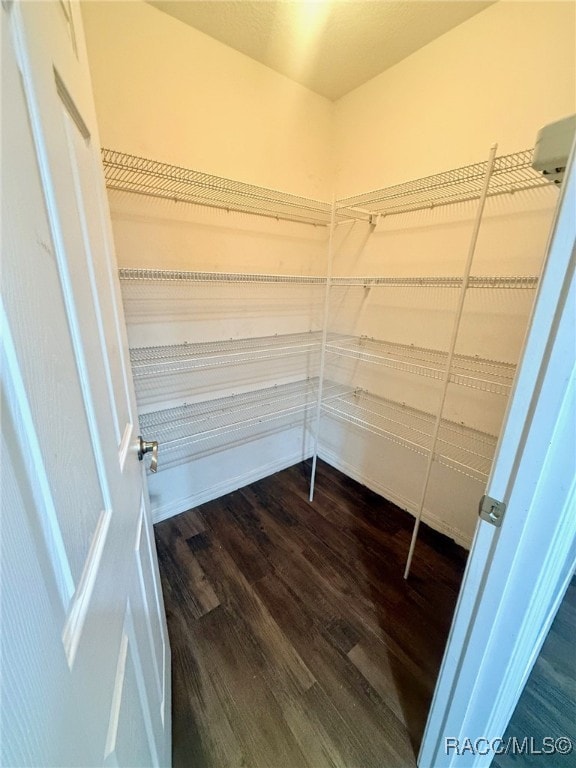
[403,144,498,579]
[309,198,337,501]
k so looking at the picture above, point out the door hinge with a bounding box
[479,495,506,527]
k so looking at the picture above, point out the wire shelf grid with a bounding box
[102,149,332,226]
[119,272,537,291]
[321,389,496,482]
[336,149,553,219]
[140,378,350,470]
[328,275,539,289]
[119,268,326,285]
[325,336,516,395]
[130,332,322,378]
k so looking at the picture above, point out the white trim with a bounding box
[318,447,473,549]
[151,451,313,523]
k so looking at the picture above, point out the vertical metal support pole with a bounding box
[309,199,337,502]
[403,144,498,579]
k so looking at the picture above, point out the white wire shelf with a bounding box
[326,336,516,396]
[119,268,326,285]
[329,275,539,289]
[321,389,497,483]
[130,332,322,378]
[102,148,332,226]
[336,148,554,219]
[119,271,538,290]
[140,378,349,470]
[119,270,326,329]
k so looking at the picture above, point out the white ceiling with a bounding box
[148,1,495,101]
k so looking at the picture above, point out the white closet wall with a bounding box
[81,2,334,198]
[82,1,575,545]
[334,1,576,192]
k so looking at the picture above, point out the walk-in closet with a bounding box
[104,145,551,569]
[81,1,575,764]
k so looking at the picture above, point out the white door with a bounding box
[1,2,170,766]
[419,144,575,766]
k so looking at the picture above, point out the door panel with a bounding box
[58,76,135,446]
[105,606,157,768]
[0,393,93,768]
[1,2,170,764]
[134,500,167,706]
[127,500,170,752]
[2,3,104,593]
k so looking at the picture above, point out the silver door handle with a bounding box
[138,436,158,473]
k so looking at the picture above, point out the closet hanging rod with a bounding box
[101,148,332,226]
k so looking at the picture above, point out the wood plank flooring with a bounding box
[492,578,576,768]
[155,460,468,768]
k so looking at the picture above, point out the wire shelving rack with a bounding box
[325,336,516,396]
[118,268,326,284]
[139,378,350,470]
[322,389,497,484]
[102,149,332,226]
[119,269,327,327]
[130,332,322,379]
[107,140,553,576]
[328,275,539,289]
[336,148,553,220]
[314,144,555,578]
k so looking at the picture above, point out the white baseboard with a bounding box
[151,450,313,524]
[151,445,472,549]
[318,447,472,549]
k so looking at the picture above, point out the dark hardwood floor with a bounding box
[492,578,576,768]
[155,460,468,768]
